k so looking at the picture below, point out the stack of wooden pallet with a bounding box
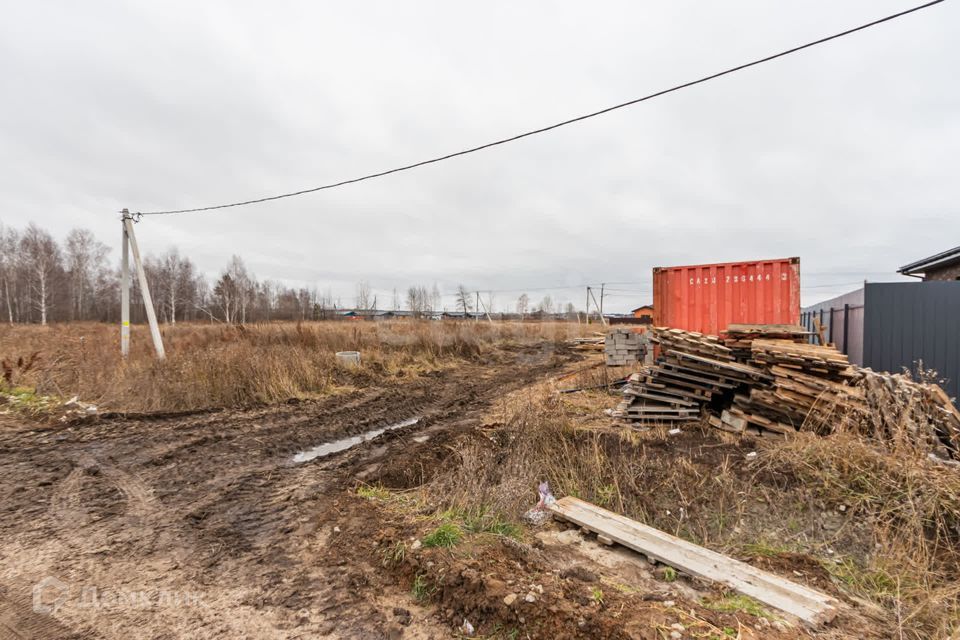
[651,327,734,361]
[614,328,771,425]
[604,328,643,366]
[750,339,858,381]
[716,340,866,436]
[723,324,810,360]
[569,335,604,352]
[614,324,960,459]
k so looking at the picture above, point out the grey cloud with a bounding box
[1,0,956,312]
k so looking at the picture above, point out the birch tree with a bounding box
[65,228,109,321]
[0,224,18,323]
[455,285,473,315]
[20,224,61,325]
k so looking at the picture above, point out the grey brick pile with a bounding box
[604,328,643,366]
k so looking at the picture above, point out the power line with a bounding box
[136,0,942,217]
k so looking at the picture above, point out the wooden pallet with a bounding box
[549,497,840,626]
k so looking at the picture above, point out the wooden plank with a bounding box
[668,351,771,380]
[622,389,699,406]
[727,323,810,335]
[548,497,840,625]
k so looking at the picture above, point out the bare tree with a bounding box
[537,295,554,316]
[64,228,109,321]
[0,224,18,323]
[355,280,372,311]
[211,256,251,323]
[392,288,401,311]
[430,283,442,314]
[455,285,473,316]
[20,224,61,325]
[406,285,430,317]
[516,293,529,319]
[163,249,198,324]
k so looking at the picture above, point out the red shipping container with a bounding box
[653,257,800,336]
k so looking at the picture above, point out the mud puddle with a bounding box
[292,417,420,463]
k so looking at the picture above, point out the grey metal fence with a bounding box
[862,282,960,403]
[800,289,865,365]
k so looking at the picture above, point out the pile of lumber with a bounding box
[857,369,960,458]
[724,324,810,360]
[614,324,960,458]
[604,328,643,366]
[569,335,604,352]
[723,340,866,437]
[651,327,733,361]
[750,339,857,381]
[614,328,770,424]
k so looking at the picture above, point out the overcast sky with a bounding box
[1,1,956,312]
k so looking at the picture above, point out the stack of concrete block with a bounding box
[605,328,643,366]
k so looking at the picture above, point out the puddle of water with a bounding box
[293,417,420,463]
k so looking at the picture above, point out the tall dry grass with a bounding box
[0,320,584,413]
[762,434,960,638]
[426,383,960,639]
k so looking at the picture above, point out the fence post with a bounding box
[842,303,850,356]
[828,307,834,345]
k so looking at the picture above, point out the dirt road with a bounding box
[0,349,569,639]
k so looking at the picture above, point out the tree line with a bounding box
[1,221,579,325]
[0,222,345,325]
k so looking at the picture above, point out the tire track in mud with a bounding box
[0,591,91,640]
[47,455,157,531]
[1,349,576,638]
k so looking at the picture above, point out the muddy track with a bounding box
[0,349,573,638]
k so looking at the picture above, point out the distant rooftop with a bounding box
[898,245,960,276]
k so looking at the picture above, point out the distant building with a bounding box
[898,246,960,281]
[630,305,654,324]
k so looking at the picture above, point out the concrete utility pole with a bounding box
[589,287,607,326]
[585,287,591,325]
[476,294,494,324]
[120,209,166,359]
[121,216,131,357]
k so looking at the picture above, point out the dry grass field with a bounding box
[0,320,586,413]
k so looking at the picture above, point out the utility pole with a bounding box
[589,287,607,326]
[475,291,480,322]
[120,209,166,359]
[585,287,591,326]
[477,294,494,324]
[599,283,605,319]
[121,217,130,357]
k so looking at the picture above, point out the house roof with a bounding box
[899,245,960,276]
[631,305,654,313]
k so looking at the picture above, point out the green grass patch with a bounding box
[381,541,407,567]
[422,522,463,548]
[0,387,60,416]
[439,506,522,539]
[740,540,793,558]
[703,594,774,619]
[462,509,521,538]
[591,586,604,605]
[823,557,901,600]
[356,484,392,501]
[411,573,435,602]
